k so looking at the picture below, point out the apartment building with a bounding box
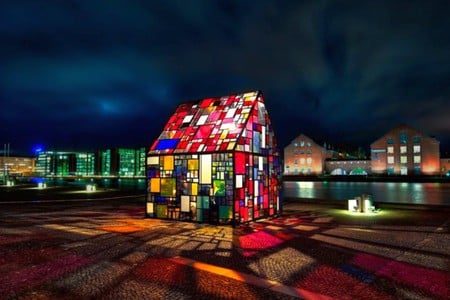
[370,124,440,175]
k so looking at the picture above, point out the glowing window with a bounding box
[400,156,407,164]
[306,157,312,165]
[414,155,421,163]
[300,158,305,165]
[387,156,394,164]
[400,146,407,154]
[413,145,421,153]
[387,146,394,154]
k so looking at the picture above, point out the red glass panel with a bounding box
[240,207,248,222]
[235,152,246,174]
[220,143,228,151]
[194,125,213,139]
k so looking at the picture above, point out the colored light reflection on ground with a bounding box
[0,197,448,299]
[352,253,450,299]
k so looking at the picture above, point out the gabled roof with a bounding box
[149,90,270,154]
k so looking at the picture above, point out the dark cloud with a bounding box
[1,0,449,155]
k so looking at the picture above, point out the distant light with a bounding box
[86,184,96,192]
[33,145,44,154]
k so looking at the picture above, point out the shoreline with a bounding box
[282,174,450,183]
[284,197,450,212]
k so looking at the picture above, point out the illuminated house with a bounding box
[371,124,440,175]
[146,91,280,225]
[284,134,327,175]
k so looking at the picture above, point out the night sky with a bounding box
[1,0,449,156]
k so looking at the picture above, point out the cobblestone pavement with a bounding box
[0,198,449,299]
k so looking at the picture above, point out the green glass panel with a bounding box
[213,180,225,196]
[219,206,232,219]
[156,205,167,218]
[161,178,175,197]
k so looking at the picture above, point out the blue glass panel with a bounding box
[156,139,180,150]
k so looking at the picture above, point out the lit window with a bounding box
[294,142,298,147]
[400,146,407,154]
[400,156,407,164]
[413,145,421,153]
[300,158,305,165]
[307,142,311,147]
[387,146,394,154]
[306,157,312,165]
[387,156,394,164]
[300,141,304,147]
[414,155,421,163]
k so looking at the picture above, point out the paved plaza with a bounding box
[0,192,449,299]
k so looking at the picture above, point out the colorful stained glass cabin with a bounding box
[146,90,280,225]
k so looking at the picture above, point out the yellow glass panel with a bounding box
[192,183,198,196]
[188,159,199,170]
[227,142,235,150]
[163,156,174,170]
[220,130,228,140]
[150,178,160,193]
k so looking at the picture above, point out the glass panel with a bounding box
[181,195,190,212]
[163,156,174,170]
[150,178,160,193]
[160,178,175,196]
[200,154,212,184]
[213,180,226,196]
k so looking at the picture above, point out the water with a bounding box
[283,181,450,206]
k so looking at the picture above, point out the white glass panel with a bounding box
[262,126,266,148]
[236,175,243,188]
[200,154,212,184]
[146,203,154,213]
[147,156,159,165]
[181,195,190,212]
[197,115,208,125]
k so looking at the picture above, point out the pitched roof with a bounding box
[149,90,266,154]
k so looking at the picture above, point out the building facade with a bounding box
[146,91,280,225]
[440,158,450,176]
[371,124,440,175]
[35,147,145,177]
[1,156,35,178]
[284,134,327,175]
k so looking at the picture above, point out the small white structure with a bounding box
[86,184,96,192]
[348,194,374,213]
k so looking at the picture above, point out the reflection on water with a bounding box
[283,181,450,205]
[44,178,147,191]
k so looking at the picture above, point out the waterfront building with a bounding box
[370,124,440,175]
[146,91,280,225]
[284,134,328,175]
[35,151,94,176]
[325,159,371,175]
[1,156,35,178]
[440,158,450,176]
[97,147,146,177]
[35,147,145,177]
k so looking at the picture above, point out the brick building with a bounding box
[371,124,440,175]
